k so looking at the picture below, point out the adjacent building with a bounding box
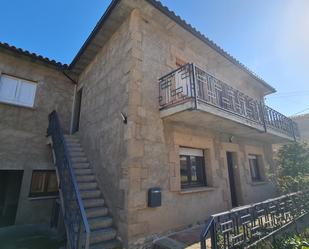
[292,113,309,142]
[0,0,300,248]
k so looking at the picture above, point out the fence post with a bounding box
[210,222,217,249]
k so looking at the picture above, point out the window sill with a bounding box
[250,181,268,186]
[179,187,216,194]
[28,195,58,201]
[0,100,35,110]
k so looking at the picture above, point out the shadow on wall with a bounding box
[0,170,23,227]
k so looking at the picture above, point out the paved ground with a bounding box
[154,225,210,249]
[0,224,64,249]
[0,235,64,249]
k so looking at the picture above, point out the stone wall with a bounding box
[292,114,309,142]
[77,12,138,244]
[122,6,277,248]
[74,2,277,247]
[0,52,74,225]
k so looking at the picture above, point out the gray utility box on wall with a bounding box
[148,187,161,207]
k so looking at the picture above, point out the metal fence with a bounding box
[159,63,300,140]
[47,110,90,249]
[200,191,309,249]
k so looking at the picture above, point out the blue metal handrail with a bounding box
[200,191,309,249]
[47,110,90,249]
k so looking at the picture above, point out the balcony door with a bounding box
[226,152,238,207]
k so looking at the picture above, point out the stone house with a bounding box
[0,0,300,248]
[291,114,309,142]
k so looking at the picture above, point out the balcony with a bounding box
[159,64,300,142]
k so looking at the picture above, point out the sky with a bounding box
[0,0,308,116]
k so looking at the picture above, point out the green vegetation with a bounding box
[255,228,309,249]
[274,142,309,193]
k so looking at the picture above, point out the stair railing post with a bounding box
[210,221,217,249]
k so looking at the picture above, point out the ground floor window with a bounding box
[179,147,206,188]
[29,170,58,197]
[248,155,262,181]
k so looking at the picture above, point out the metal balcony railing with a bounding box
[200,191,309,249]
[47,111,90,249]
[159,63,300,140]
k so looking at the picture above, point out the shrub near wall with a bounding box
[274,142,309,193]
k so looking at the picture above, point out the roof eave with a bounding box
[145,0,276,94]
[0,42,68,70]
[69,0,121,70]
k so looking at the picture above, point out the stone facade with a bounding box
[0,52,74,225]
[77,12,137,242]
[0,0,282,248]
[72,4,277,247]
[119,6,276,248]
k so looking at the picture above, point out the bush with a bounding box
[256,228,309,249]
[274,142,309,193]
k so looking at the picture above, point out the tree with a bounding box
[274,142,309,193]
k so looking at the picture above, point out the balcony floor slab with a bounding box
[161,102,294,143]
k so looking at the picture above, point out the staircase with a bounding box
[47,111,121,249]
[64,134,121,249]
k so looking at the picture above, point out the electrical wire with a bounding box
[292,107,309,116]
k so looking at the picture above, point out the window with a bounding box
[29,170,58,197]
[179,147,206,188]
[248,155,262,181]
[0,74,37,107]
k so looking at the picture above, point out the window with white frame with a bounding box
[0,74,37,107]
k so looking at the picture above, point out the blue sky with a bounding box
[0,0,308,116]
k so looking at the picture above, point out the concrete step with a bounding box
[77,174,95,182]
[89,216,113,230]
[90,228,117,245]
[65,137,80,142]
[81,190,101,199]
[90,239,122,249]
[86,207,109,218]
[67,142,83,151]
[66,142,81,147]
[84,198,105,209]
[78,182,98,190]
[70,151,86,157]
[71,157,88,163]
[75,168,92,175]
[68,147,83,152]
[66,140,80,145]
[73,163,90,169]
[64,134,77,138]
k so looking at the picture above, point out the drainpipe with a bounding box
[62,70,78,85]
